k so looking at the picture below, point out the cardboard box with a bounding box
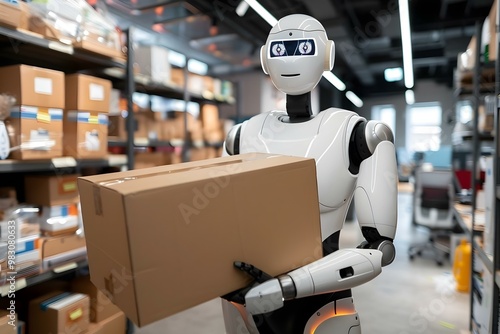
[170,68,185,88]
[78,153,322,326]
[0,65,65,109]
[29,292,90,334]
[135,45,171,85]
[83,311,126,334]
[74,38,125,61]
[107,113,127,140]
[63,112,108,159]
[71,275,122,323]
[39,233,86,259]
[25,174,79,206]
[135,152,171,169]
[200,104,220,131]
[65,74,112,113]
[0,310,16,334]
[7,106,63,160]
[0,1,28,29]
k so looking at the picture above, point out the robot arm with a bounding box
[353,120,398,266]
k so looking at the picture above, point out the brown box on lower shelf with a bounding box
[71,276,122,323]
[25,174,79,207]
[83,311,126,334]
[29,292,90,334]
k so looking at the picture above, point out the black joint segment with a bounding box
[348,121,372,174]
[234,126,241,155]
[234,261,272,283]
[361,227,393,248]
[322,231,340,256]
[286,93,313,119]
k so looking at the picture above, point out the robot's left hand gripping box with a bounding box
[78,153,323,327]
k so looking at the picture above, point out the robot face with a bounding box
[261,15,333,96]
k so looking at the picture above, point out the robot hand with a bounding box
[222,261,280,312]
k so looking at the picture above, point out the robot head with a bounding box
[260,14,335,95]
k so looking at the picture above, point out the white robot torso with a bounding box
[220,13,398,334]
[237,108,364,240]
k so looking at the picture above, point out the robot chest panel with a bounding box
[240,111,357,209]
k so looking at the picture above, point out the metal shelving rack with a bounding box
[460,10,500,333]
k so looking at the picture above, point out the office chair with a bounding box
[408,167,455,266]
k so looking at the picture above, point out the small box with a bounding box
[39,233,86,271]
[78,153,322,326]
[71,275,122,323]
[39,204,79,236]
[135,45,171,85]
[29,292,90,334]
[82,311,126,334]
[488,0,497,62]
[187,73,205,95]
[63,112,108,159]
[25,174,79,206]
[170,68,185,88]
[7,106,63,160]
[39,233,86,259]
[200,104,220,131]
[0,310,16,334]
[135,152,171,169]
[0,1,29,29]
[107,113,127,140]
[0,65,65,109]
[65,74,112,113]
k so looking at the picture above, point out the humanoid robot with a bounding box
[221,14,398,334]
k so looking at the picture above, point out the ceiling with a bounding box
[102,0,495,98]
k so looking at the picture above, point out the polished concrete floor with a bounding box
[135,188,471,334]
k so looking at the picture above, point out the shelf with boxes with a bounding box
[0,2,126,72]
[452,2,500,331]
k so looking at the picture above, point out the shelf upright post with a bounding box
[125,28,136,170]
[493,0,500,331]
[182,59,191,163]
[470,20,483,333]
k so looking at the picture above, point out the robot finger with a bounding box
[234,261,273,283]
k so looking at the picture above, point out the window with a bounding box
[406,103,442,152]
[371,105,396,137]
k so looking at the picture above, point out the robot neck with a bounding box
[286,93,313,121]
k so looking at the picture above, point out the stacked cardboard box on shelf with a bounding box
[29,291,90,334]
[23,174,87,272]
[0,0,29,30]
[0,64,65,160]
[64,74,111,159]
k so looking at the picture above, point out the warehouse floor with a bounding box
[134,187,471,334]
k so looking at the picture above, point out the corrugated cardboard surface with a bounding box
[25,174,79,206]
[7,107,63,160]
[63,112,108,159]
[65,74,112,113]
[28,292,90,334]
[0,65,64,109]
[39,234,86,258]
[71,276,122,323]
[78,153,322,326]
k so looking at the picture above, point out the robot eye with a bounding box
[298,41,313,55]
[271,43,286,57]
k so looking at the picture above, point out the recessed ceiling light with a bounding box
[384,67,403,82]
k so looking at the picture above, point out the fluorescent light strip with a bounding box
[243,0,278,26]
[346,91,363,108]
[322,71,346,91]
[399,0,414,89]
[236,1,250,16]
[405,89,415,105]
